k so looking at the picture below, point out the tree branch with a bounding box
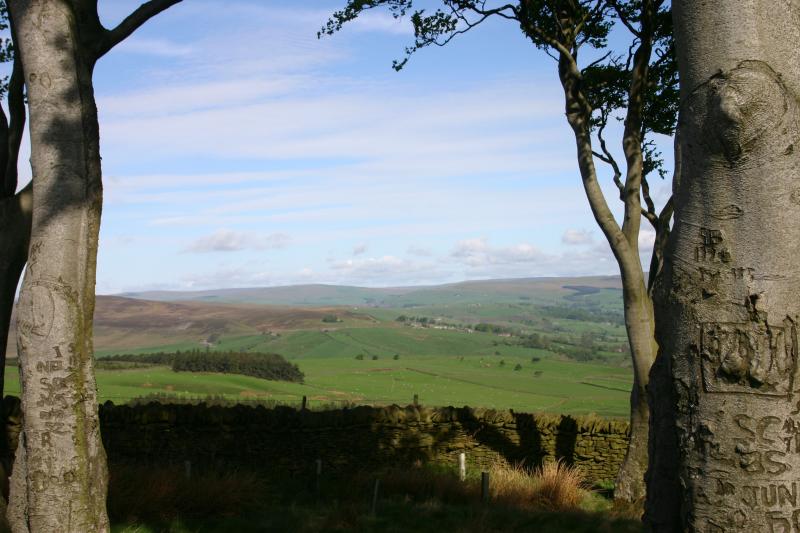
[641,173,657,219]
[429,4,517,49]
[593,113,624,200]
[619,0,655,248]
[607,0,641,38]
[4,53,24,198]
[95,0,183,59]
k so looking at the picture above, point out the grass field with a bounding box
[5,342,631,416]
[4,278,635,417]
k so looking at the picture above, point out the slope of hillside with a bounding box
[6,295,374,358]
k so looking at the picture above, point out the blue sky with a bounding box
[25,0,672,293]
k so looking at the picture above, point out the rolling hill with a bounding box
[6,295,375,358]
[121,276,623,307]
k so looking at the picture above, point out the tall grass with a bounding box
[375,459,588,512]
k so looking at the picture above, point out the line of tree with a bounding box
[538,305,625,325]
[105,350,305,383]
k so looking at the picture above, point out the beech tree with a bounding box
[0,0,28,404]
[323,0,677,501]
[646,1,800,530]
[0,5,30,519]
[5,1,181,531]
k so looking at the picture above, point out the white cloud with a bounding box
[444,237,623,279]
[182,267,272,289]
[347,12,412,35]
[407,245,432,257]
[114,37,194,58]
[451,238,547,268]
[638,227,656,250]
[99,77,307,119]
[183,230,290,253]
[328,255,445,284]
[99,77,568,171]
[562,229,594,245]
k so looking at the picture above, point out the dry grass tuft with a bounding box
[531,460,586,510]
[377,459,588,513]
[487,460,585,510]
[486,461,536,507]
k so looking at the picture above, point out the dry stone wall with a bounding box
[2,397,630,485]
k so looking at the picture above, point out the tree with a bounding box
[322,0,677,501]
[6,1,181,530]
[0,3,30,519]
[646,2,800,530]
[0,0,29,404]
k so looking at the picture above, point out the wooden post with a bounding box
[458,452,466,482]
[413,394,419,407]
[315,458,322,499]
[371,478,380,516]
[481,471,489,504]
[184,460,192,480]
[302,395,308,411]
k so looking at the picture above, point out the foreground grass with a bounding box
[109,462,643,533]
[113,501,643,533]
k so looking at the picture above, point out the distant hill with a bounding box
[5,276,624,358]
[120,276,623,307]
[6,295,373,358]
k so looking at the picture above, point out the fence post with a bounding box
[315,458,322,499]
[302,395,308,411]
[413,394,419,407]
[459,452,466,482]
[371,478,380,516]
[481,471,489,505]
[184,460,192,480]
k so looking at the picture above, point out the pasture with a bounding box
[5,335,631,416]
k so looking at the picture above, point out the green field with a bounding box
[4,353,631,417]
[5,325,632,417]
[5,278,635,417]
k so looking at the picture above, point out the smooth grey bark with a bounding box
[646,1,800,530]
[6,1,181,530]
[9,0,108,529]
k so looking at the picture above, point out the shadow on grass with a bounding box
[112,500,644,533]
[108,463,644,533]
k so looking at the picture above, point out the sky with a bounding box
[19,0,674,293]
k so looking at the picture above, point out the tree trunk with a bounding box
[646,1,800,530]
[7,0,109,531]
[614,276,655,503]
[0,185,32,518]
[560,60,656,501]
[0,185,32,398]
